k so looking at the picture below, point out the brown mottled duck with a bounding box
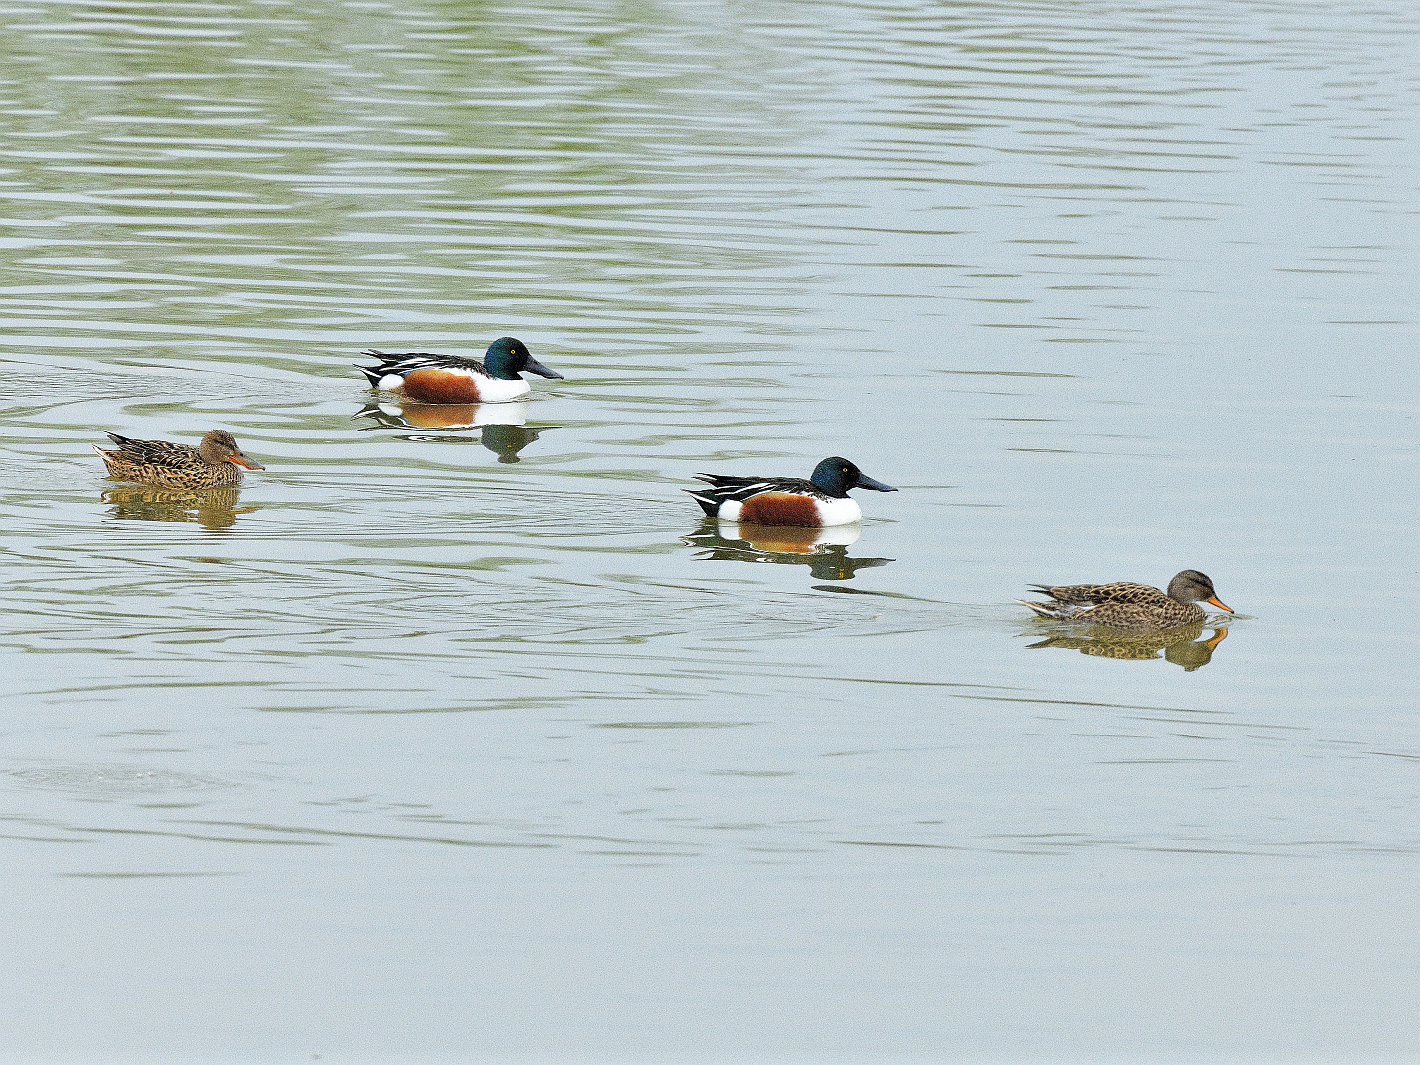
[1019,569,1233,632]
[94,430,264,490]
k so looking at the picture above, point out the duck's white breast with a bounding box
[813,497,863,526]
[473,376,532,403]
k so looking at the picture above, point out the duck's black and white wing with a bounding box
[690,474,820,502]
[356,350,492,388]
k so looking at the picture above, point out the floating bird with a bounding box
[686,457,896,527]
[356,337,563,404]
[94,430,264,490]
[1019,569,1233,631]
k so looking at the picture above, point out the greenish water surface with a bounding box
[1,1,1417,1060]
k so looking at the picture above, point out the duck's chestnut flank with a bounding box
[400,368,488,404]
[738,492,823,527]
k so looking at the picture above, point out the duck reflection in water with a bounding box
[102,485,254,531]
[352,400,556,463]
[683,520,893,581]
[1026,624,1229,672]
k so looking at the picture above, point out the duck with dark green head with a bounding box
[357,336,563,404]
[686,456,897,527]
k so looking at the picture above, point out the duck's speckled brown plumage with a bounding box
[94,430,264,490]
[1019,569,1233,632]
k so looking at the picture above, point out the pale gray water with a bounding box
[1,0,1417,1060]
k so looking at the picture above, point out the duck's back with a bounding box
[361,351,492,377]
[1030,580,1168,606]
[696,474,819,502]
[103,433,204,469]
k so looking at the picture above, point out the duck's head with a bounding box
[809,457,897,499]
[484,337,564,382]
[199,430,264,470]
[1168,569,1232,612]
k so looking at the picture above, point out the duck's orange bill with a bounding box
[230,455,265,470]
[1207,595,1233,613]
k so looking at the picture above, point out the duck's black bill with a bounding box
[856,473,897,492]
[525,358,564,380]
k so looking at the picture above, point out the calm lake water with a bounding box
[1,0,1417,1060]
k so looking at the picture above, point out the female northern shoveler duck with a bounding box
[686,457,897,527]
[94,430,264,490]
[1019,569,1233,631]
[357,336,563,404]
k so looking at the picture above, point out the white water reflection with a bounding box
[682,519,895,582]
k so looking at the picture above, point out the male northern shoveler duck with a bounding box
[686,457,897,527]
[1019,569,1233,631]
[356,336,563,404]
[94,430,264,490]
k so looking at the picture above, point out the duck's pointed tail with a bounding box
[354,364,386,388]
[684,489,721,517]
[1018,598,1071,620]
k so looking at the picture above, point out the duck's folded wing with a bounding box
[691,475,816,501]
[359,351,490,376]
[1027,582,1104,604]
[103,433,198,468]
[1028,580,1160,605]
